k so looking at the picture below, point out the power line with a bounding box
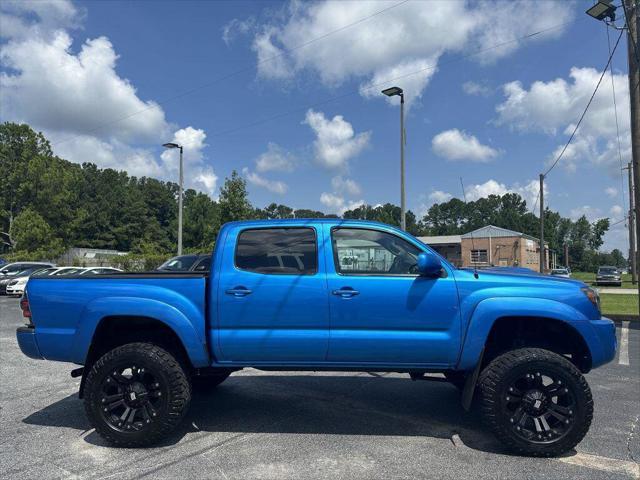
[543,27,624,178]
[52,15,574,147]
[205,20,574,140]
[531,188,540,214]
[51,0,411,148]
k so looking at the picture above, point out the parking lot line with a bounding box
[556,452,640,479]
[620,321,630,366]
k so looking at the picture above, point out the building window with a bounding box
[470,249,488,264]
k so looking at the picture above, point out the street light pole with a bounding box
[178,145,184,256]
[400,92,406,231]
[162,142,184,255]
[382,86,406,230]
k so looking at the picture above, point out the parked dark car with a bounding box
[0,265,53,294]
[157,254,210,272]
[595,266,622,286]
[0,262,54,276]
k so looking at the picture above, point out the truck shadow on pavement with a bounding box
[23,374,509,454]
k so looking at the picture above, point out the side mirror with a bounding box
[417,252,442,277]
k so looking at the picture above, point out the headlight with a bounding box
[581,287,600,311]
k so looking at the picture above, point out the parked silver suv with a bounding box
[595,266,622,286]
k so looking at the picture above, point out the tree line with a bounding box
[0,122,623,271]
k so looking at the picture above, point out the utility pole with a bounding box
[539,173,545,274]
[564,243,570,268]
[625,0,640,303]
[624,162,637,283]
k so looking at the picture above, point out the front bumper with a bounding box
[6,285,24,295]
[589,317,617,368]
[16,326,43,360]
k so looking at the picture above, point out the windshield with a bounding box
[598,267,618,274]
[158,255,199,271]
[552,269,568,274]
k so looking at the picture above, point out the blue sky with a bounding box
[0,0,633,251]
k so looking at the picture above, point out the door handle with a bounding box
[332,287,360,298]
[225,287,252,297]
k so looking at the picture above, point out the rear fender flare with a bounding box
[71,296,209,367]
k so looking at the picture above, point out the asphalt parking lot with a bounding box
[1,296,638,480]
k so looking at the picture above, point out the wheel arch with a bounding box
[71,296,210,369]
[458,297,594,373]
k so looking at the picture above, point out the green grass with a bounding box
[600,293,639,316]
[571,271,636,289]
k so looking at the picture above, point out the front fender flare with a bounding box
[71,296,210,368]
[457,297,591,371]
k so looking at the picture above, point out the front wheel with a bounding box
[84,342,191,447]
[478,348,593,457]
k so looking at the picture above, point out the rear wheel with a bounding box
[478,348,593,457]
[84,342,191,447]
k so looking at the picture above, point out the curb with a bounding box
[607,314,640,324]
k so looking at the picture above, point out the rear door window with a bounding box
[235,228,317,275]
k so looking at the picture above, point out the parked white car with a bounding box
[79,267,122,275]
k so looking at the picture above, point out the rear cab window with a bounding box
[235,228,317,275]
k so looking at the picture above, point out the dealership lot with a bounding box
[0,296,638,480]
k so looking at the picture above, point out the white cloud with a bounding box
[222,17,255,45]
[160,127,218,193]
[431,178,544,209]
[319,192,365,215]
[605,187,618,198]
[570,205,603,221]
[233,0,572,105]
[359,57,439,106]
[610,204,624,219]
[462,81,491,97]
[429,190,453,204]
[0,2,219,195]
[432,129,499,162]
[496,67,630,174]
[53,134,165,178]
[255,142,296,172]
[1,31,168,142]
[331,176,361,196]
[0,0,82,40]
[242,167,288,194]
[304,109,370,169]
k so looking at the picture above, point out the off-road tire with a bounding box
[84,342,191,447]
[478,348,593,457]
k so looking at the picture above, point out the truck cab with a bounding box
[16,219,617,456]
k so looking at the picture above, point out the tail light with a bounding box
[20,295,33,325]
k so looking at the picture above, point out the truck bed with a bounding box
[26,273,208,365]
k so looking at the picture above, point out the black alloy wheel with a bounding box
[479,348,593,457]
[84,343,191,447]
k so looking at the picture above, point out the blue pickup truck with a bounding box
[16,219,616,456]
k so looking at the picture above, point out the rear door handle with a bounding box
[225,287,252,297]
[332,287,360,298]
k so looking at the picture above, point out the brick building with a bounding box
[419,225,552,272]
